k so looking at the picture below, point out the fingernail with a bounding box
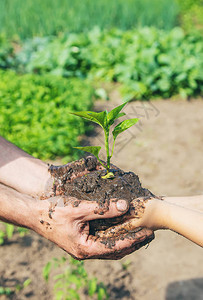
[116,199,128,212]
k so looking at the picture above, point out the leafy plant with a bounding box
[0,34,15,69]
[0,223,14,244]
[0,278,31,297]
[14,27,203,99]
[121,259,132,271]
[176,0,203,33]
[43,256,109,300]
[0,286,12,296]
[0,70,93,161]
[71,102,138,178]
[15,278,32,292]
[0,222,29,245]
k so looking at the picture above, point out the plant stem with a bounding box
[111,139,116,159]
[104,130,110,173]
[97,157,106,169]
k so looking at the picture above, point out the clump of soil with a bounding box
[49,156,155,245]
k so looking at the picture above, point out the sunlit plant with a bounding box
[71,102,138,178]
[43,257,109,300]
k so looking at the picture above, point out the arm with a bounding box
[164,195,203,211]
[0,183,35,227]
[145,198,203,247]
[0,136,51,196]
[0,183,153,259]
[100,196,203,247]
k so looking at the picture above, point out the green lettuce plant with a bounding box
[71,102,138,178]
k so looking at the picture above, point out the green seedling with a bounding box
[121,259,132,271]
[43,257,109,300]
[71,102,139,179]
[0,222,29,245]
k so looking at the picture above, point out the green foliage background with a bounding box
[0,70,93,160]
[0,0,179,38]
[0,0,202,159]
[176,0,203,33]
[0,35,14,69]
[13,27,203,99]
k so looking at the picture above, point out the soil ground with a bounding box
[0,93,203,300]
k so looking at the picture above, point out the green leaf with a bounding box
[6,224,14,239]
[98,287,108,300]
[115,112,126,119]
[88,278,97,296]
[0,287,12,296]
[0,230,5,245]
[53,274,64,281]
[68,274,83,289]
[15,284,22,291]
[23,278,32,288]
[112,118,139,141]
[74,146,101,159]
[17,227,28,237]
[101,172,114,179]
[68,288,80,300]
[43,262,52,281]
[70,257,81,265]
[70,111,107,128]
[55,290,64,300]
[107,102,128,126]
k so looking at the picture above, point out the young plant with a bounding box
[43,256,109,300]
[71,102,138,178]
[0,222,29,245]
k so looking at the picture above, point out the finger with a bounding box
[76,198,129,221]
[95,237,151,260]
[83,228,154,259]
[96,218,142,238]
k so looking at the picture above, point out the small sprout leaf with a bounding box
[74,146,101,159]
[23,278,32,288]
[101,172,114,179]
[6,224,14,239]
[70,111,107,128]
[88,278,97,296]
[115,112,126,119]
[113,118,139,140]
[107,101,128,126]
[43,262,52,281]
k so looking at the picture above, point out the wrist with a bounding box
[28,198,50,233]
[0,183,38,229]
[143,198,170,230]
[19,157,53,197]
[0,140,54,196]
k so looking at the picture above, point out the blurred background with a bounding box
[0,0,202,299]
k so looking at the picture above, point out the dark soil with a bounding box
[49,156,155,242]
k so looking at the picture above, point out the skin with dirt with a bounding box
[48,156,155,248]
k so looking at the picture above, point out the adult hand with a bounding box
[0,137,155,258]
[0,183,154,260]
[33,195,154,260]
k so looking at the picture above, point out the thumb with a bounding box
[80,198,129,221]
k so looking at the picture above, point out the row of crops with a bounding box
[0,0,202,161]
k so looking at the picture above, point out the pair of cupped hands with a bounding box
[34,157,157,260]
